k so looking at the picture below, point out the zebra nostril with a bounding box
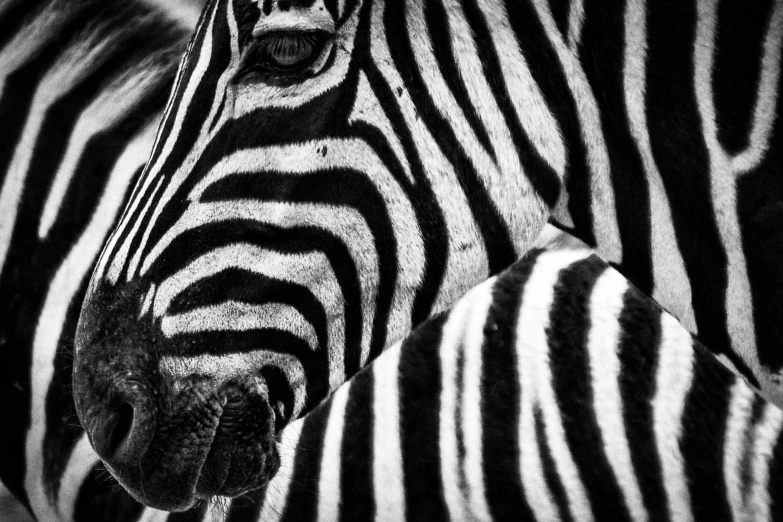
[108,402,135,455]
[92,396,156,465]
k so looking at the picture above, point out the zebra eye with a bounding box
[240,32,329,76]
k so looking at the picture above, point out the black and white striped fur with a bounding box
[249,240,783,522]
[0,0,200,519]
[19,231,783,521]
[77,0,783,434]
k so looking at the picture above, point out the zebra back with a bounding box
[248,242,783,522]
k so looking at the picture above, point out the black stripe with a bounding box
[549,0,570,40]
[0,0,47,51]
[503,0,593,242]
[482,250,542,521]
[580,0,653,295]
[73,464,144,522]
[769,423,783,521]
[225,489,266,522]
[399,313,448,522]
[384,0,516,276]
[354,2,450,330]
[714,0,773,154]
[737,48,783,374]
[142,0,217,173]
[426,0,495,161]
[339,363,375,521]
[280,400,333,522]
[681,338,733,521]
[548,256,628,521]
[535,408,572,522]
[616,284,666,520]
[464,0,561,208]
[645,1,739,373]
[197,166,390,375]
[356,67,446,331]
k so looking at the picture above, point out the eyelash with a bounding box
[238,31,330,78]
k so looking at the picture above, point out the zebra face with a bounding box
[72,0,553,510]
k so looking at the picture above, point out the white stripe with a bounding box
[139,0,205,29]
[369,0,489,318]
[474,0,567,179]
[731,0,783,174]
[654,313,695,522]
[139,283,156,317]
[349,72,413,183]
[159,351,308,419]
[142,200,378,367]
[103,176,163,286]
[107,1,220,280]
[259,420,304,522]
[316,382,351,522]
[0,0,87,97]
[461,280,495,522]
[161,301,318,350]
[747,403,783,522]
[521,250,595,522]
[57,435,99,522]
[623,0,696,333]
[201,0,240,138]
[25,118,148,521]
[517,250,593,522]
[694,0,758,394]
[154,245,346,391]
[373,341,405,522]
[0,31,121,278]
[137,507,170,522]
[38,62,169,238]
[531,0,623,265]
[567,0,585,50]
[442,0,556,252]
[518,350,560,522]
[588,269,648,522]
[438,291,475,522]
[184,139,423,356]
[723,380,756,522]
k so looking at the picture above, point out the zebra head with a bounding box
[72,0,561,510]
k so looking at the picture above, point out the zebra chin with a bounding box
[71,285,285,511]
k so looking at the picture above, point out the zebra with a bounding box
[142,236,783,522]
[13,222,783,521]
[67,0,783,511]
[0,0,205,520]
[253,240,783,522]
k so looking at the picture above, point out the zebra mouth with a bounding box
[193,408,281,500]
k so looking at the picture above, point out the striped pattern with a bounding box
[0,0,195,519]
[79,0,783,440]
[36,241,783,521]
[1,0,781,518]
[243,247,783,522]
[116,245,783,522]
